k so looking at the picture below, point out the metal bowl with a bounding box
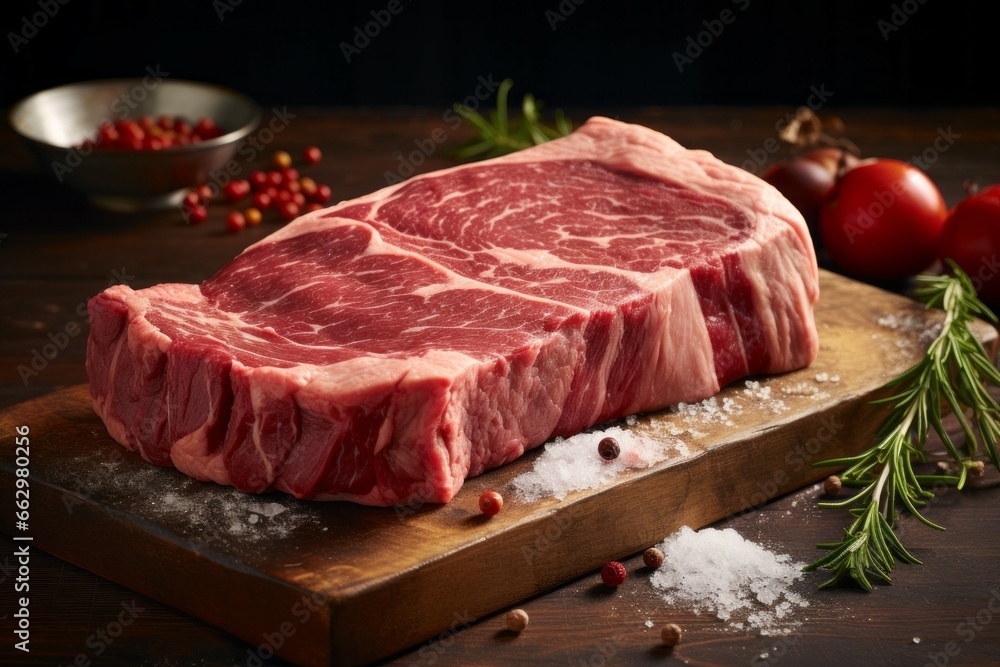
[9,79,261,211]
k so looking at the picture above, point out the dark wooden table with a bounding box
[2,108,999,666]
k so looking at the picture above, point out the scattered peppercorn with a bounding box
[824,475,842,495]
[303,145,322,165]
[300,177,318,196]
[643,547,664,569]
[601,561,627,587]
[660,623,683,646]
[225,211,246,233]
[479,490,503,516]
[272,150,292,170]
[313,184,332,204]
[278,201,301,222]
[252,192,272,211]
[186,204,207,225]
[505,608,529,633]
[244,207,263,227]
[223,179,250,203]
[598,437,620,461]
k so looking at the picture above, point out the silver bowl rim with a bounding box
[8,78,263,155]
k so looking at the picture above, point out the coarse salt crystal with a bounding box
[650,526,809,636]
[510,426,684,501]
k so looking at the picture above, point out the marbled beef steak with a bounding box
[87,117,819,505]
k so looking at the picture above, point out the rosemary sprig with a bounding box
[452,79,572,160]
[806,261,1000,590]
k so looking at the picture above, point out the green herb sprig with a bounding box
[806,262,1000,590]
[452,79,572,161]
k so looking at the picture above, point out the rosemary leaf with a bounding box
[807,261,1000,589]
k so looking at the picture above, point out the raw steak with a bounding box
[87,117,819,506]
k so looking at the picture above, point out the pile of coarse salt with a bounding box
[650,526,809,636]
[510,426,686,501]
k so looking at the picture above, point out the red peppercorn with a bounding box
[249,170,268,190]
[278,201,300,222]
[268,171,283,187]
[292,192,306,207]
[226,211,246,233]
[303,145,322,165]
[157,115,173,131]
[183,190,202,208]
[118,120,144,145]
[601,561,627,587]
[276,189,293,204]
[284,179,302,194]
[313,184,331,204]
[175,120,192,136]
[264,186,279,200]
[98,123,119,146]
[479,490,503,516]
[283,167,299,182]
[305,203,323,213]
[196,184,214,202]
[252,192,272,211]
[223,180,250,203]
[138,115,155,130]
[185,204,208,225]
[195,116,220,139]
[598,437,620,461]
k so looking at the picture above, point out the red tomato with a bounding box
[820,159,947,281]
[939,185,1000,304]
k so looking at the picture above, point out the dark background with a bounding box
[0,0,993,109]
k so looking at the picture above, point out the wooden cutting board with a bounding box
[1,270,994,666]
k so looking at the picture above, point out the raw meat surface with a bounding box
[87,117,819,505]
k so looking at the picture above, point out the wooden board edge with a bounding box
[325,385,890,665]
[0,474,333,667]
